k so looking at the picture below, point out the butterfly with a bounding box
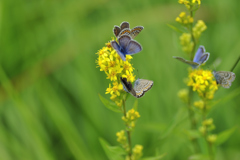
[213,71,236,88]
[173,45,210,68]
[111,35,142,61]
[113,21,144,39]
[120,77,153,98]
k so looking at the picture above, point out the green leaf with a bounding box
[133,99,138,111]
[167,24,184,33]
[99,138,125,160]
[160,107,188,139]
[142,153,166,160]
[210,86,240,110]
[215,126,237,146]
[98,94,122,113]
[189,154,210,160]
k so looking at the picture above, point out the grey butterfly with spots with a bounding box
[120,77,153,98]
[213,71,236,88]
[113,21,144,39]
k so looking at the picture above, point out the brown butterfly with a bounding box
[120,77,153,98]
[113,21,144,39]
[213,71,236,88]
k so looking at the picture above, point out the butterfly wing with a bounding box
[198,53,210,64]
[119,28,131,37]
[193,46,210,65]
[213,71,236,88]
[120,21,130,30]
[125,40,142,55]
[130,26,144,39]
[173,56,199,68]
[193,46,205,62]
[111,40,126,61]
[112,35,132,61]
[120,77,136,97]
[113,25,121,37]
[118,35,131,50]
[134,79,153,98]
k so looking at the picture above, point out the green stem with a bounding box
[186,6,200,153]
[187,87,200,153]
[189,7,196,61]
[202,100,214,160]
[230,55,240,72]
[123,96,132,159]
[188,88,197,130]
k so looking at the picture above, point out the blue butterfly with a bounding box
[111,35,142,61]
[173,45,210,68]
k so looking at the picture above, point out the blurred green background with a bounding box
[0,0,240,159]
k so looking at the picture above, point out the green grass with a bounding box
[0,0,239,159]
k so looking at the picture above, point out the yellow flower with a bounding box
[132,145,143,160]
[115,100,123,107]
[116,130,127,144]
[207,134,217,144]
[178,89,189,103]
[188,69,218,99]
[199,126,206,135]
[194,0,201,5]
[179,12,186,18]
[193,20,207,40]
[194,100,204,109]
[123,61,134,72]
[176,12,193,25]
[110,93,117,100]
[188,16,194,23]
[122,70,136,82]
[107,69,118,81]
[202,118,213,126]
[122,109,140,125]
[180,33,193,54]
[96,38,136,104]
[175,17,181,23]
[105,84,113,94]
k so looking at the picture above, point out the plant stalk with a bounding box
[186,5,200,153]
[190,7,196,61]
[230,55,240,72]
[187,87,200,153]
[202,100,214,160]
[122,96,132,159]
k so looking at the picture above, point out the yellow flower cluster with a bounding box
[199,118,216,143]
[193,20,207,40]
[116,130,127,144]
[202,118,213,126]
[176,12,194,24]
[122,109,140,130]
[116,130,129,151]
[127,145,143,160]
[122,109,140,129]
[199,118,215,134]
[178,0,201,9]
[122,109,140,122]
[207,134,217,144]
[180,33,193,54]
[178,88,189,103]
[193,100,204,109]
[188,69,218,99]
[96,39,136,106]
